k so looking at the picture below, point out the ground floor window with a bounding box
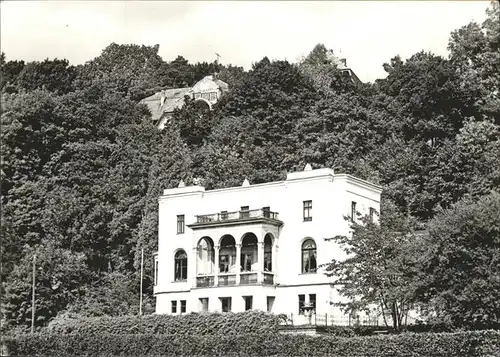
[243,296,253,311]
[171,300,177,314]
[309,294,316,312]
[298,294,305,315]
[180,300,186,313]
[267,296,275,312]
[199,298,209,312]
[220,297,232,312]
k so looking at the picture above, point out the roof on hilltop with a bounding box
[140,75,228,121]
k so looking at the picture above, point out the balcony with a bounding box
[240,272,258,285]
[188,208,282,229]
[195,272,275,288]
[218,274,237,286]
[196,275,214,287]
[263,272,274,285]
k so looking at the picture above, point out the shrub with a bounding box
[3,330,499,357]
[46,310,284,336]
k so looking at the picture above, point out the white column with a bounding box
[273,243,279,284]
[192,247,198,288]
[257,241,264,283]
[236,244,242,284]
[214,245,220,287]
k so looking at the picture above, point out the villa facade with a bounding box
[154,165,382,324]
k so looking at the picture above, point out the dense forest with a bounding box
[1,2,499,331]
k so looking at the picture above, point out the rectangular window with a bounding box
[243,296,253,311]
[154,255,159,286]
[171,300,177,314]
[303,200,312,221]
[240,206,250,219]
[351,201,357,221]
[298,294,306,315]
[199,298,209,312]
[263,206,270,218]
[241,253,253,272]
[267,296,275,312]
[209,92,217,101]
[177,215,185,234]
[220,297,232,312]
[219,255,230,273]
[309,294,316,312]
[369,207,376,222]
[264,252,272,272]
[180,300,186,313]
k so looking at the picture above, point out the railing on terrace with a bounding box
[239,272,258,285]
[218,274,237,286]
[196,275,214,288]
[195,208,279,224]
[263,272,274,285]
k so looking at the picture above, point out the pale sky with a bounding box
[0,1,491,83]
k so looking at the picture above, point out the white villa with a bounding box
[141,75,229,130]
[154,165,382,324]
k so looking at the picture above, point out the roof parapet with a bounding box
[286,164,335,182]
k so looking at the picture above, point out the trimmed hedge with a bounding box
[3,330,500,356]
[46,311,285,335]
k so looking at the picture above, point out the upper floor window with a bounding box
[303,200,312,221]
[351,201,357,221]
[240,206,250,219]
[177,215,185,234]
[301,239,317,273]
[174,250,188,281]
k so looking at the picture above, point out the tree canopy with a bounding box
[1,1,499,331]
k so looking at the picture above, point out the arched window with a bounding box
[301,239,317,273]
[174,250,188,281]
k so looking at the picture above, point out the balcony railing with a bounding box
[218,274,237,286]
[263,272,274,285]
[240,272,258,285]
[196,275,214,288]
[195,208,279,224]
[195,272,275,287]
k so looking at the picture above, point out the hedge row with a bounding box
[3,330,499,357]
[46,311,285,335]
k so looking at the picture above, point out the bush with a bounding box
[3,330,499,356]
[46,310,284,335]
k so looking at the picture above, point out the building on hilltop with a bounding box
[325,49,362,86]
[154,165,382,324]
[141,75,229,130]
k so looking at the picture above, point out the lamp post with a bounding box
[31,254,36,334]
[139,248,144,316]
